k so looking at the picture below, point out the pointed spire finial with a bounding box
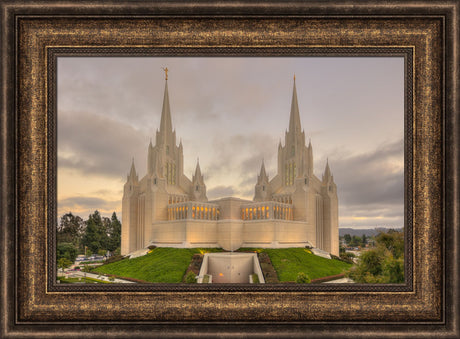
[162,67,168,80]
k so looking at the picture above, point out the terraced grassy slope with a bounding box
[92,248,221,283]
[264,248,352,281]
[92,247,351,283]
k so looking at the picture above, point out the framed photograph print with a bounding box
[1,1,458,338]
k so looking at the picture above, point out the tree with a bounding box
[57,212,85,251]
[343,234,352,244]
[349,235,363,247]
[375,230,404,258]
[58,257,73,270]
[106,212,122,253]
[347,229,404,283]
[57,242,78,262]
[362,234,367,246]
[82,210,109,254]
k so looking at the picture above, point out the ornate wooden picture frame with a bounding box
[1,1,458,337]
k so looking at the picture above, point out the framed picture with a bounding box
[55,56,405,286]
[1,1,458,337]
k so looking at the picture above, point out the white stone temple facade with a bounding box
[121,75,339,256]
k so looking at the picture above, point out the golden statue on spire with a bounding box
[162,67,169,80]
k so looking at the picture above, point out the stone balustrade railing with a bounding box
[240,201,293,221]
[168,201,220,221]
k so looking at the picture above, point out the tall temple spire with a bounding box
[159,70,173,136]
[288,74,302,135]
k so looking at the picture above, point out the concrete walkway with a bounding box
[64,270,135,284]
[324,277,354,283]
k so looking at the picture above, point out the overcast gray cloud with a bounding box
[328,139,404,207]
[207,185,235,200]
[58,109,148,178]
[57,57,404,228]
[58,196,121,218]
[324,139,404,227]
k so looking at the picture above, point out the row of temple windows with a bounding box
[241,205,293,221]
[168,205,220,221]
[285,162,296,186]
[273,196,292,204]
[168,195,187,204]
[165,162,176,185]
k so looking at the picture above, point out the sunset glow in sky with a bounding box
[57,57,404,228]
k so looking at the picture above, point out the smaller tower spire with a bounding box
[258,159,268,182]
[194,157,202,179]
[128,158,138,183]
[256,158,270,185]
[192,157,207,201]
[254,159,271,201]
[323,158,332,182]
[130,157,136,174]
[260,158,266,175]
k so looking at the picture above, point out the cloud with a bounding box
[207,185,235,200]
[206,134,276,177]
[202,133,278,199]
[58,110,148,178]
[330,139,404,207]
[323,139,404,227]
[59,196,111,208]
[56,57,404,227]
[58,196,121,219]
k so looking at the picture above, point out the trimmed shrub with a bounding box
[185,271,197,283]
[296,272,311,284]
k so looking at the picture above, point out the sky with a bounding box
[57,57,404,228]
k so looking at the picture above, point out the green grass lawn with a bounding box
[91,247,220,283]
[57,276,111,284]
[263,248,352,281]
[91,247,351,283]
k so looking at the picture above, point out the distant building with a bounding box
[121,73,339,256]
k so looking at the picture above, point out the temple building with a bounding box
[121,73,339,256]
